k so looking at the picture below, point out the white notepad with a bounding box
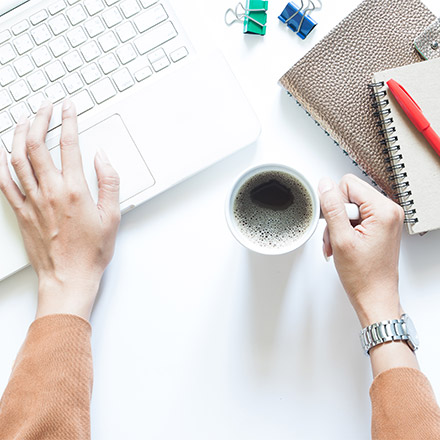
[371,57,440,234]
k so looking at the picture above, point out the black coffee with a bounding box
[233,171,314,249]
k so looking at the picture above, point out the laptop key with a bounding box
[116,22,136,42]
[81,63,102,84]
[0,113,13,134]
[14,56,34,77]
[0,66,17,87]
[134,66,152,82]
[139,0,158,8]
[63,72,83,94]
[0,44,16,64]
[84,17,106,38]
[28,93,46,113]
[133,5,167,33]
[98,53,119,74]
[102,7,123,28]
[84,0,106,16]
[10,102,31,123]
[31,46,52,67]
[90,78,116,103]
[66,27,88,47]
[120,0,141,18]
[81,41,101,62]
[49,36,70,57]
[27,70,48,91]
[0,91,12,111]
[11,20,30,36]
[30,10,49,26]
[10,80,30,101]
[48,0,67,15]
[0,30,11,45]
[48,15,70,35]
[45,83,66,102]
[13,34,34,56]
[134,22,177,55]
[112,68,134,91]
[66,4,87,26]
[31,24,52,45]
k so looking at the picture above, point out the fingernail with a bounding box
[62,98,72,111]
[96,147,110,164]
[318,177,334,195]
[39,99,51,110]
[17,114,28,125]
[322,243,330,262]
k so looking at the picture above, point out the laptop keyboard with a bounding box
[0,0,189,153]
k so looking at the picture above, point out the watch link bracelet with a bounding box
[360,314,419,355]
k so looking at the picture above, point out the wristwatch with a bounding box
[360,314,419,355]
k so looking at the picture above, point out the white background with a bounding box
[1,0,440,439]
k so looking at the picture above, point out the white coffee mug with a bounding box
[225,163,359,255]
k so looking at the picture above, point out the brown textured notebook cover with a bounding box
[279,0,435,197]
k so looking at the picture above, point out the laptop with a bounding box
[0,0,261,281]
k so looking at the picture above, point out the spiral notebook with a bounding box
[370,58,440,235]
[279,0,435,199]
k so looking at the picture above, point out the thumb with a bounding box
[318,177,353,242]
[94,148,120,223]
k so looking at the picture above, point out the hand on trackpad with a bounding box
[49,114,155,203]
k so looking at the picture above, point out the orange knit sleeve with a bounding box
[370,367,440,439]
[0,314,93,440]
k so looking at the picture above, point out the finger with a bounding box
[10,116,37,195]
[339,174,381,203]
[318,177,354,243]
[60,99,85,181]
[340,174,404,227]
[25,100,57,181]
[0,148,24,210]
[322,225,333,259]
[94,149,120,225]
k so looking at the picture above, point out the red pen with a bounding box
[387,78,440,157]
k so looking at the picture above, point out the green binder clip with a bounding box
[225,0,269,36]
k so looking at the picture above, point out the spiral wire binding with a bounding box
[368,81,418,224]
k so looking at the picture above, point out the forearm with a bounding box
[0,315,93,440]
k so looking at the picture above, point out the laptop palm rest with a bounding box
[48,114,155,204]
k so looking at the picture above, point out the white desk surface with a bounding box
[1,1,440,438]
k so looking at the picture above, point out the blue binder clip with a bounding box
[278,0,321,40]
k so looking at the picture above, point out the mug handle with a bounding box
[319,203,360,221]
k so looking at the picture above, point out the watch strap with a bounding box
[360,317,408,355]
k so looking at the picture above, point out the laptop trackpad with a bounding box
[49,114,155,203]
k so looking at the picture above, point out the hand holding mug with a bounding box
[318,174,404,327]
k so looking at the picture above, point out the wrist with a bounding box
[353,291,403,328]
[36,274,101,320]
[357,306,404,328]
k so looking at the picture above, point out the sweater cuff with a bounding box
[30,313,92,334]
[370,367,440,439]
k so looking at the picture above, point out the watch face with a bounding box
[404,315,420,349]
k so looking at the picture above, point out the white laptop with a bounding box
[0,0,261,280]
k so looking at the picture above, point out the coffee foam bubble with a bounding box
[233,171,314,250]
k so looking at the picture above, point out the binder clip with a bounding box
[225,0,268,36]
[278,0,321,40]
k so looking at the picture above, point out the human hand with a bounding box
[318,174,404,327]
[0,100,120,320]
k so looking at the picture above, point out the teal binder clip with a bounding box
[225,1,269,36]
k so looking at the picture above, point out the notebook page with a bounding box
[372,57,440,234]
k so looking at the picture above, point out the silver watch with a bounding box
[360,314,419,355]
